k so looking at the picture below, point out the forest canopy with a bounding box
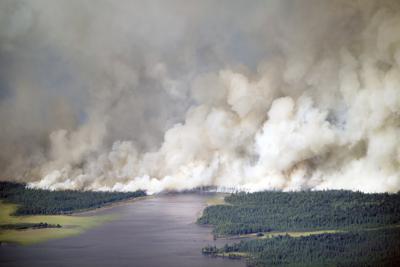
[0,181,146,215]
[204,228,400,267]
[198,190,400,235]
[199,190,400,266]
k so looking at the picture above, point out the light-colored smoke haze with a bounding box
[1,0,400,194]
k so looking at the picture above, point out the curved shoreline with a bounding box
[71,195,152,216]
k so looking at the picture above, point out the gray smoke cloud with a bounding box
[1,0,400,194]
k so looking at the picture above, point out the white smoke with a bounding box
[1,0,400,194]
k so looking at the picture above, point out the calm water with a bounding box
[0,194,245,267]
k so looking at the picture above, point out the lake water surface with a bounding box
[0,194,245,267]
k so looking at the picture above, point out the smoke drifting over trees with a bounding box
[1,0,400,193]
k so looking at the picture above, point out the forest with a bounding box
[203,227,400,267]
[197,190,400,235]
[0,181,146,215]
[200,190,400,266]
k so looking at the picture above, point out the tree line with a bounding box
[198,190,400,235]
[203,228,400,266]
[0,181,146,215]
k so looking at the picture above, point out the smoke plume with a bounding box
[1,0,400,194]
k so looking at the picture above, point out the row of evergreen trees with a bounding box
[203,228,400,266]
[0,181,146,215]
[198,190,400,235]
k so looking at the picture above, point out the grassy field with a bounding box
[0,201,115,245]
[235,229,343,239]
[206,194,227,206]
[230,224,400,240]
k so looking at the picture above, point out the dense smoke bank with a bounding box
[1,0,400,194]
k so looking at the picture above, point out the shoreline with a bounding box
[1,192,222,246]
[0,195,151,245]
[71,195,153,216]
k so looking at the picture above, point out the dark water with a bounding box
[0,194,245,267]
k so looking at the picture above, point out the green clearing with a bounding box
[235,229,343,240]
[0,201,115,245]
[206,194,227,206]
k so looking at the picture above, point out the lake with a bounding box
[0,193,245,267]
